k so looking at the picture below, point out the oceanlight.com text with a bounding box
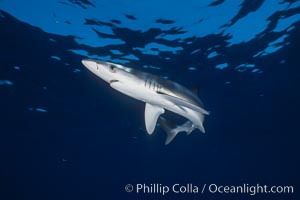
[124,183,294,196]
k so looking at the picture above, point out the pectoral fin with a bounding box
[145,103,165,134]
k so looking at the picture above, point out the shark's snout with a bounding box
[81,59,118,83]
[82,59,96,69]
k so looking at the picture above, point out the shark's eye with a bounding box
[109,65,117,73]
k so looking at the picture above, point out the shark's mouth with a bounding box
[109,79,119,84]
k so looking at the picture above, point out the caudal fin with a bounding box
[165,128,180,145]
[165,131,178,145]
[159,117,196,145]
[157,117,178,145]
[197,123,205,133]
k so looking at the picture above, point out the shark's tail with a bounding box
[158,117,196,145]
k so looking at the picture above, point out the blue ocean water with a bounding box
[0,0,299,199]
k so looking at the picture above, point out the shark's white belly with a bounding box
[110,81,204,128]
